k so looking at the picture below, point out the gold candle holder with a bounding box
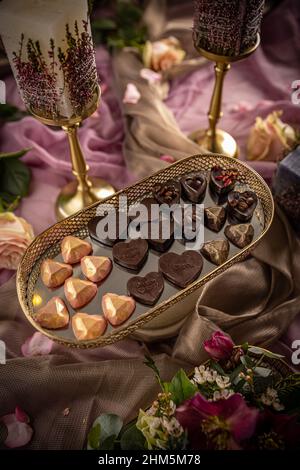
[30,86,115,221]
[189,34,260,158]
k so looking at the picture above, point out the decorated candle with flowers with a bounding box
[193,0,265,56]
[0,0,98,119]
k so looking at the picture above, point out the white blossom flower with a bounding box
[260,388,284,411]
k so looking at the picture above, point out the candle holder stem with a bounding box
[208,62,230,152]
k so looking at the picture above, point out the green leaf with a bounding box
[87,414,123,450]
[92,18,117,31]
[248,346,285,360]
[0,158,31,197]
[120,423,146,450]
[210,361,227,376]
[241,355,255,369]
[0,103,27,122]
[276,374,300,413]
[164,369,198,406]
[87,423,101,450]
[230,363,246,383]
[0,148,30,160]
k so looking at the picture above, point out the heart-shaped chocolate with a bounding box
[127,272,164,305]
[88,214,128,247]
[225,223,254,248]
[72,313,107,340]
[210,166,238,196]
[204,206,226,232]
[35,297,69,329]
[180,172,207,203]
[41,259,73,288]
[153,179,181,206]
[201,239,229,266]
[146,215,174,252]
[61,236,92,264]
[159,251,203,288]
[113,239,148,271]
[227,190,257,222]
[64,277,97,309]
[102,293,136,326]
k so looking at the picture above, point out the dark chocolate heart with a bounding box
[210,166,238,196]
[227,190,258,222]
[180,172,207,203]
[127,272,164,305]
[201,239,229,266]
[204,206,226,232]
[225,223,254,248]
[129,197,158,224]
[159,251,203,288]
[146,215,174,252]
[88,214,128,247]
[153,179,181,206]
[113,239,148,271]
[173,205,202,240]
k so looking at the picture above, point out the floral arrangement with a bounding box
[87,332,300,450]
[0,212,34,270]
[142,37,186,73]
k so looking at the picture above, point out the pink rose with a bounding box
[204,331,234,361]
[143,37,185,72]
[0,212,34,270]
[247,111,298,162]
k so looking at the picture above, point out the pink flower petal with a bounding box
[15,406,29,424]
[160,155,175,163]
[1,412,33,448]
[140,68,162,84]
[21,332,53,357]
[123,83,141,104]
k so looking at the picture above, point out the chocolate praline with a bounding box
[204,206,227,232]
[153,179,181,206]
[127,272,164,306]
[227,190,258,222]
[200,239,230,266]
[209,165,238,196]
[180,171,207,203]
[225,223,254,248]
[159,250,203,288]
[88,213,128,247]
[112,239,148,271]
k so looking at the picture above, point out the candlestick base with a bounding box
[189,128,238,158]
[55,177,115,221]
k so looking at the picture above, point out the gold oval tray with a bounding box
[17,154,274,348]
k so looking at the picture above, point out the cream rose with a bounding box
[247,111,298,162]
[0,212,34,270]
[143,36,185,72]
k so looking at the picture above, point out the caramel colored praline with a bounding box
[35,297,69,329]
[81,256,112,283]
[41,258,73,288]
[72,312,107,341]
[61,236,92,264]
[64,277,97,309]
[102,293,135,326]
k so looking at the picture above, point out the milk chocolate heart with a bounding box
[72,313,107,341]
[153,179,181,206]
[113,239,148,271]
[159,251,203,288]
[227,190,258,222]
[201,239,229,266]
[35,297,69,329]
[81,256,112,283]
[64,277,97,309]
[102,293,136,326]
[61,236,92,264]
[127,272,164,305]
[225,223,254,248]
[210,166,238,196]
[180,171,207,203]
[40,259,73,288]
[204,206,227,232]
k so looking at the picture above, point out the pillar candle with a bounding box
[0,0,98,119]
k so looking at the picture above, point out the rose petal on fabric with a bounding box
[21,332,53,357]
[160,155,175,163]
[123,83,141,104]
[1,412,33,448]
[15,406,30,424]
[140,68,162,84]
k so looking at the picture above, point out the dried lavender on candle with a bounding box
[193,0,265,56]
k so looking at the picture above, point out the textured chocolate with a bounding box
[159,250,203,288]
[204,206,226,232]
[227,190,257,222]
[147,216,174,252]
[209,166,238,196]
[180,171,207,203]
[225,223,254,248]
[153,179,181,206]
[127,272,164,306]
[113,239,148,271]
[88,214,128,247]
[201,239,230,266]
